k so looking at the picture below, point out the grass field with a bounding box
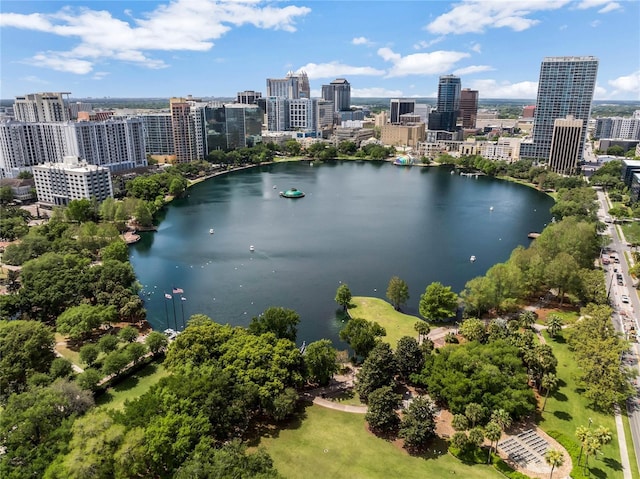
[96,362,169,410]
[349,297,420,348]
[258,404,504,479]
[54,333,82,365]
[539,330,631,478]
[622,223,640,244]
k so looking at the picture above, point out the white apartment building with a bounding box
[14,92,70,123]
[33,156,113,206]
[0,118,146,178]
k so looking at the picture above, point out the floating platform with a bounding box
[280,188,305,199]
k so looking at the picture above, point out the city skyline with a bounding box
[1,1,639,101]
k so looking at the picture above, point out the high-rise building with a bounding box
[236,90,262,105]
[141,112,174,155]
[170,97,198,163]
[14,92,71,123]
[266,71,309,100]
[33,155,113,206]
[549,115,584,174]
[428,75,461,132]
[389,99,415,124]
[224,104,263,149]
[460,89,478,129]
[521,56,598,163]
[594,116,640,140]
[321,78,351,113]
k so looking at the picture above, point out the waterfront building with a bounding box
[224,104,263,149]
[389,99,415,124]
[459,89,479,129]
[380,123,425,148]
[170,97,199,163]
[428,75,461,132]
[14,92,70,123]
[413,103,432,124]
[548,116,584,174]
[321,78,351,113]
[33,155,113,206]
[520,56,598,163]
[141,112,174,155]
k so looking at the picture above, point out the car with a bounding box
[621,295,630,304]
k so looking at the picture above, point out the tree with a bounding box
[465,402,485,428]
[98,334,120,353]
[459,318,486,343]
[468,427,485,448]
[386,276,409,311]
[355,342,396,402]
[49,357,74,379]
[461,276,497,316]
[146,331,169,355]
[451,431,469,450]
[413,320,431,343]
[0,320,55,401]
[118,325,139,343]
[79,343,100,367]
[491,409,512,431]
[339,317,386,359]
[304,339,339,386]
[541,372,559,411]
[248,306,300,342]
[102,350,129,376]
[394,336,424,380]
[0,185,14,204]
[419,282,458,322]
[365,386,400,434]
[452,414,469,431]
[335,283,352,312]
[125,342,147,364]
[575,425,590,465]
[545,449,564,479]
[398,396,437,452]
[583,435,601,474]
[544,252,580,305]
[101,240,129,262]
[271,387,299,421]
[546,314,563,339]
[65,198,97,223]
[485,420,502,463]
[56,304,118,341]
[77,368,102,392]
[593,425,612,447]
[519,310,537,329]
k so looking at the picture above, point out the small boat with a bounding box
[489,206,494,211]
[273,185,277,189]
[249,245,255,252]
[450,170,455,175]
[528,232,541,239]
[209,228,214,235]
[470,255,476,262]
[280,188,305,199]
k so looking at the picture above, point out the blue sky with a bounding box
[1,0,639,100]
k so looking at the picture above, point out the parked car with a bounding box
[622,295,630,304]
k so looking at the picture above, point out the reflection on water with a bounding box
[129,162,553,345]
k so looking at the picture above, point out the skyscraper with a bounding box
[549,116,584,175]
[321,78,351,112]
[459,89,478,129]
[428,75,461,132]
[521,56,598,163]
[266,71,309,100]
[14,92,71,123]
[170,97,198,163]
[389,99,415,124]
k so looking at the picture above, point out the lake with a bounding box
[129,161,554,345]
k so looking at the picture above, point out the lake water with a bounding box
[129,161,554,345]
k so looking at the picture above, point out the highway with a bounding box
[596,189,640,472]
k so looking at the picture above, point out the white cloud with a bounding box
[377,48,470,77]
[413,37,444,50]
[22,75,50,85]
[351,87,405,98]
[426,1,571,35]
[590,20,601,27]
[352,36,371,46]
[453,65,494,75]
[0,1,311,74]
[92,72,110,80]
[470,43,482,53]
[296,62,384,79]
[598,2,621,13]
[467,79,539,99]
[608,71,640,98]
[576,0,620,11]
[593,84,608,99]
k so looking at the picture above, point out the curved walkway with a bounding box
[309,395,367,414]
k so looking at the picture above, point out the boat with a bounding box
[249,245,255,252]
[273,185,277,189]
[489,206,494,211]
[209,228,214,234]
[470,255,476,262]
[280,188,305,199]
[528,232,541,239]
[450,170,455,175]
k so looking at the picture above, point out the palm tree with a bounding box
[485,420,502,463]
[413,320,431,344]
[583,436,601,474]
[465,402,485,428]
[451,414,469,432]
[546,314,563,338]
[544,449,564,479]
[541,372,559,411]
[593,425,612,446]
[491,409,512,432]
[575,425,590,465]
[519,310,537,329]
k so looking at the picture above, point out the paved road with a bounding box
[596,189,640,475]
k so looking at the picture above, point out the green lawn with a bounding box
[622,222,640,244]
[96,362,169,410]
[54,333,82,366]
[539,330,628,478]
[541,310,580,326]
[349,297,420,348]
[258,404,504,479]
[621,409,640,478]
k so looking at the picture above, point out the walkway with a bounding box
[615,404,633,479]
